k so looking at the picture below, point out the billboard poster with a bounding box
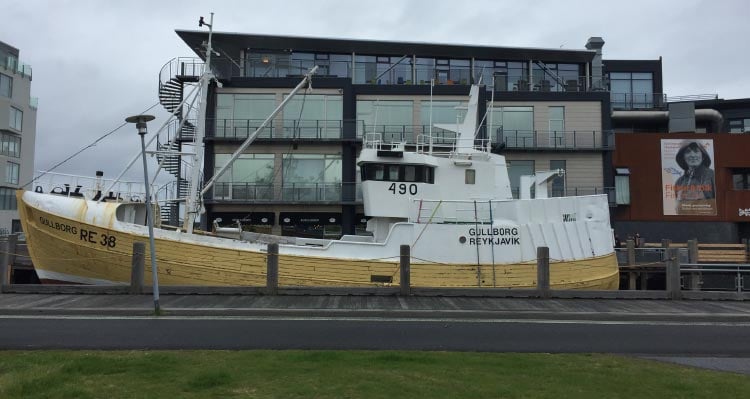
[661,139,717,216]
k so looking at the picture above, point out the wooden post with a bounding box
[0,238,8,292]
[399,245,410,296]
[7,233,17,268]
[266,243,279,295]
[666,248,682,300]
[537,246,550,298]
[627,239,636,290]
[687,239,701,291]
[130,242,145,294]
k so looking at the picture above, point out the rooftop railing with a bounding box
[186,57,611,93]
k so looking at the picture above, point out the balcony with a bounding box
[0,54,32,79]
[209,119,347,140]
[210,182,362,203]
[611,92,667,110]
[204,57,609,92]
[496,130,614,151]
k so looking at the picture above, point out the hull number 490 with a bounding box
[388,183,418,195]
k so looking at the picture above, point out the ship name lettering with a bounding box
[39,217,78,235]
[468,237,521,245]
[468,227,519,236]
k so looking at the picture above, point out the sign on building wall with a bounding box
[661,139,717,216]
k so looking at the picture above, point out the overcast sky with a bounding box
[2,0,748,181]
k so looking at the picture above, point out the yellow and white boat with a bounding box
[17,83,618,289]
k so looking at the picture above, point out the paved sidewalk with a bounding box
[1,293,750,321]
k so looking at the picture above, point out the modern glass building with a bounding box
[0,41,36,235]
[169,32,665,238]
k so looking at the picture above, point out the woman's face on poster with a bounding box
[684,148,703,168]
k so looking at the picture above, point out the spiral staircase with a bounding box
[156,57,203,226]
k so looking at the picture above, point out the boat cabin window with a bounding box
[465,169,476,184]
[361,163,435,183]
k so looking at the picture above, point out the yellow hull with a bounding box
[17,191,619,289]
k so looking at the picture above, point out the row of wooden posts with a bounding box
[127,242,553,296]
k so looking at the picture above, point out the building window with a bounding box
[729,118,750,133]
[548,107,565,146]
[0,73,11,98]
[5,162,19,185]
[213,153,274,200]
[0,187,17,210]
[733,168,750,190]
[215,93,276,138]
[550,160,566,197]
[282,94,343,138]
[356,100,413,141]
[9,107,22,131]
[244,50,291,77]
[489,106,534,147]
[282,154,342,201]
[465,169,476,184]
[507,160,534,198]
[615,168,631,205]
[1,133,20,158]
[609,72,654,109]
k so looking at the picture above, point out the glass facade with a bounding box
[1,133,20,158]
[0,73,11,98]
[215,94,276,138]
[282,154,342,201]
[282,94,343,138]
[610,72,654,109]
[213,153,274,200]
[356,100,413,140]
[532,63,581,92]
[489,106,534,147]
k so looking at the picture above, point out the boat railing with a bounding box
[32,171,158,203]
[412,199,499,224]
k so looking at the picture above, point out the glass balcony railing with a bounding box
[211,182,363,202]
[611,92,667,110]
[209,119,346,140]
[213,183,274,201]
[29,97,38,110]
[496,130,615,150]
[1,55,32,79]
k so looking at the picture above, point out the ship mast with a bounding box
[183,13,215,233]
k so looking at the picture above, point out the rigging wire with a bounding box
[23,101,161,189]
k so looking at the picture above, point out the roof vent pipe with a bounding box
[585,37,605,90]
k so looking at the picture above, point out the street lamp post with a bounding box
[126,114,160,313]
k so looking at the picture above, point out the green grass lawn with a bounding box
[0,351,748,398]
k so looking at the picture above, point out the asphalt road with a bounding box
[2,315,749,354]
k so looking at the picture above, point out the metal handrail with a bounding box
[497,130,614,150]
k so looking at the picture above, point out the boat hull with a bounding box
[17,191,619,289]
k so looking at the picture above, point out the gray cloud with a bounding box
[2,0,747,180]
